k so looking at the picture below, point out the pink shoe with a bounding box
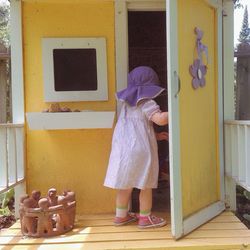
[114,213,137,226]
[138,214,167,229]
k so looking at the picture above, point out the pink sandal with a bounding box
[138,214,167,229]
[114,213,137,226]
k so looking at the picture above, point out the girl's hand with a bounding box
[151,111,168,126]
[155,132,169,141]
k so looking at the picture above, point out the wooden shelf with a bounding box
[26,111,115,130]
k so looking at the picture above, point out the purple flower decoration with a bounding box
[189,58,207,89]
[189,27,208,89]
[195,27,203,41]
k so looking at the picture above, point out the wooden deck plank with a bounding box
[186,229,250,238]
[5,218,171,228]
[208,215,241,223]
[198,221,248,230]
[75,212,170,220]
[1,238,250,250]
[0,224,170,237]
[0,211,249,250]
[1,221,247,238]
[1,228,250,245]
[0,228,172,244]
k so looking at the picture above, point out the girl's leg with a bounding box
[116,188,133,212]
[138,188,167,228]
[114,188,137,225]
[139,188,152,216]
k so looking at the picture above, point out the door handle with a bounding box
[174,71,181,98]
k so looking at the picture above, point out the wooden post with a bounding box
[235,43,250,120]
[0,60,7,123]
[0,43,10,123]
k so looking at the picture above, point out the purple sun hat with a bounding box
[116,66,165,106]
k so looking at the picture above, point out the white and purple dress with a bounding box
[104,99,161,190]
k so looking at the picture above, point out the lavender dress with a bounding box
[104,99,160,190]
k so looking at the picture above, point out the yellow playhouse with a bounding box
[1,0,249,249]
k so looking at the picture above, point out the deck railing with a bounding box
[225,120,250,191]
[0,123,25,194]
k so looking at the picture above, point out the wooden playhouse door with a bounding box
[167,0,225,239]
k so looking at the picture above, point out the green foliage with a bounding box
[0,188,14,216]
[238,6,250,44]
[233,0,243,9]
[0,206,11,216]
[0,2,10,47]
[243,190,250,200]
[243,213,250,222]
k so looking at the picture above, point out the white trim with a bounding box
[225,176,236,211]
[10,0,25,124]
[0,127,8,189]
[115,0,165,114]
[0,179,25,194]
[222,0,236,211]
[183,201,225,235]
[216,0,225,207]
[225,120,250,125]
[14,181,26,219]
[115,1,128,114]
[167,0,183,239]
[127,1,165,11]
[222,0,235,122]
[0,124,25,193]
[42,37,108,102]
[205,0,220,8]
[26,112,115,130]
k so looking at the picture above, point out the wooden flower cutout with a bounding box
[189,27,208,89]
[189,58,207,89]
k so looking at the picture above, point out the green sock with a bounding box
[140,210,151,217]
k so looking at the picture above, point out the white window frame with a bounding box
[42,37,108,102]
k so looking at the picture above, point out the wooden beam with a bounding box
[0,60,7,123]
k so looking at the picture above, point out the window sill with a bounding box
[26,111,115,130]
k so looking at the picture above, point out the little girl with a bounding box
[104,66,168,229]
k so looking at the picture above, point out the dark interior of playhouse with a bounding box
[128,11,170,214]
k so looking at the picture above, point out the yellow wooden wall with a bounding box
[22,0,116,214]
[178,0,220,218]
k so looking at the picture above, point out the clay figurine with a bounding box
[36,198,54,236]
[21,198,37,235]
[19,188,76,237]
[56,196,71,231]
[30,190,41,208]
[47,188,58,206]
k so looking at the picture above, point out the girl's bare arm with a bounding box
[151,112,168,126]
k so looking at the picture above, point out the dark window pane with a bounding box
[53,49,98,91]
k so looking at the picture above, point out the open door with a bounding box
[167,0,225,239]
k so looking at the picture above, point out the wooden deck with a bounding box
[0,211,250,250]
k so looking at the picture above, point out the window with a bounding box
[42,38,108,102]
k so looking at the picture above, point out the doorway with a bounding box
[128,11,170,214]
